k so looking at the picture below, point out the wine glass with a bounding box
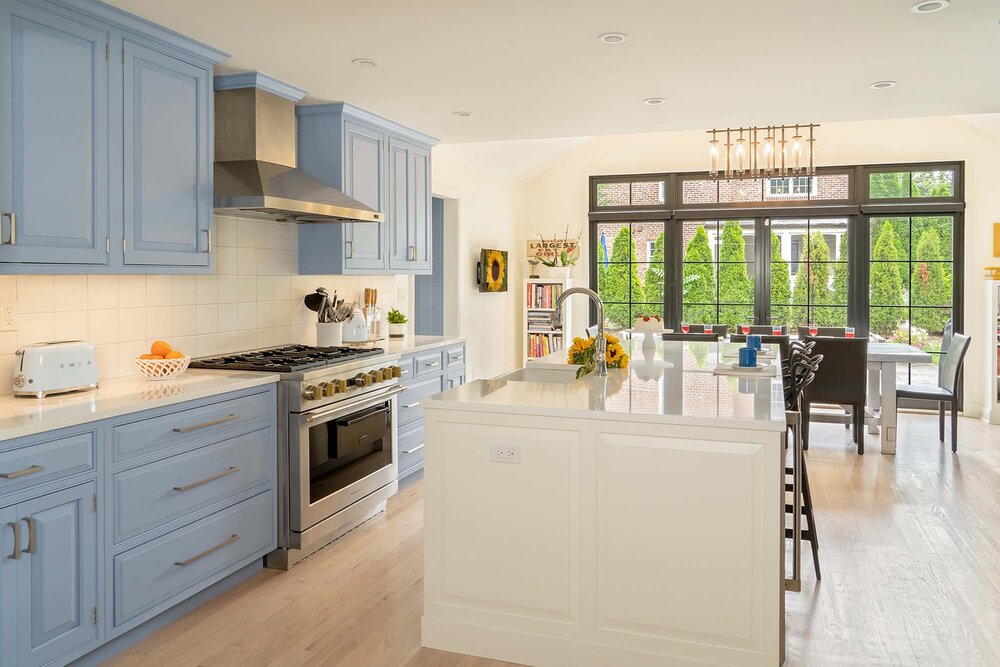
[704,324,714,334]
[808,323,819,337]
[680,321,690,334]
[741,324,751,335]
[771,324,783,335]
[845,327,856,339]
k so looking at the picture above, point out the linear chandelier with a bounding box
[707,124,818,179]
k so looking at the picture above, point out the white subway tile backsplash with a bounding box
[87,276,119,309]
[0,214,409,394]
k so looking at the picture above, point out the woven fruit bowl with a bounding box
[132,355,190,381]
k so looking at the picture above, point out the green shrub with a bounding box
[770,232,791,326]
[870,221,906,337]
[682,225,715,323]
[602,227,642,328]
[791,231,834,325]
[644,232,665,305]
[910,227,950,332]
[718,221,753,327]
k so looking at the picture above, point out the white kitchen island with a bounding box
[420,339,788,667]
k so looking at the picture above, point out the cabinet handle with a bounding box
[22,517,36,554]
[174,534,240,567]
[402,402,421,409]
[1,212,14,245]
[204,228,213,253]
[172,466,240,492]
[408,245,416,261]
[0,464,45,479]
[426,361,440,368]
[172,413,239,433]
[402,443,424,454]
[346,241,353,258]
[6,522,20,560]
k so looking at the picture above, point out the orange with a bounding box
[139,354,164,360]
[165,350,185,359]
[150,340,172,357]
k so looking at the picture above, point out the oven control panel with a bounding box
[301,365,401,402]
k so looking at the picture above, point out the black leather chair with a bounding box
[663,324,728,342]
[783,349,823,579]
[801,337,868,454]
[897,333,970,452]
[796,326,847,338]
[937,319,954,385]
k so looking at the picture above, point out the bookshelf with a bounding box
[989,281,1000,424]
[524,278,573,364]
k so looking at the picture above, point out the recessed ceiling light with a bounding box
[598,32,628,44]
[642,97,667,106]
[452,111,472,117]
[911,0,949,13]
[351,58,378,68]
[869,80,897,89]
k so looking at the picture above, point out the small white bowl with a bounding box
[132,356,190,381]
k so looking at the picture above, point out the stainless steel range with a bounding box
[191,345,404,569]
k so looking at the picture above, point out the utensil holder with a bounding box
[317,322,343,347]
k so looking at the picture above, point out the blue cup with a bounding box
[746,334,762,350]
[738,346,757,368]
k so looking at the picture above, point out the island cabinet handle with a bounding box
[173,413,239,433]
[403,402,421,409]
[174,534,240,567]
[172,466,240,492]
[0,464,44,479]
[6,522,21,560]
[402,443,424,455]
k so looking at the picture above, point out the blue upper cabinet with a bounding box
[123,40,211,268]
[296,103,437,276]
[0,0,110,267]
[0,0,226,274]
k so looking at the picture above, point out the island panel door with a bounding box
[0,0,110,265]
[123,40,210,267]
[16,482,98,667]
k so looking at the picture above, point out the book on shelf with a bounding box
[527,332,564,358]
[525,282,565,309]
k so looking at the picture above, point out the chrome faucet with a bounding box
[554,287,607,377]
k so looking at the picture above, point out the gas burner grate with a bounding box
[189,345,384,373]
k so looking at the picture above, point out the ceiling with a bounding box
[108,0,1000,144]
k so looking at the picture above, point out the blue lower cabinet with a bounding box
[16,482,99,667]
[1,505,18,667]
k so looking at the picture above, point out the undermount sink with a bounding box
[500,366,580,384]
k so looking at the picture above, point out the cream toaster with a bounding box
[13,341,99,398]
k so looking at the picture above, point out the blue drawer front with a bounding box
[113,390,273,462]
[113,490,274,626]
[415,351,444,377]
[398,376,441,427]
[0,430,95,498]
[113,427,272,542]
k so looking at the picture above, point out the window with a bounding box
[869,215,955,384]
[770,218,848,329]
[595,221,666,329]
[767,177,811,197]
[681,171,851,205]
[682,220,755,327]
[595,179,666,207]
[869,169,956,199]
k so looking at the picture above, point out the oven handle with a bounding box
[304,385,406,424]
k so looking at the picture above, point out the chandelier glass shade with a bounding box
[707,124,818,179]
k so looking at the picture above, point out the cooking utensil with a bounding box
[304,291,324,312]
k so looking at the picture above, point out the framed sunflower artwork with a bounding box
[477,248,509,292]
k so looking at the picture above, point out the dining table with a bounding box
[866,342,933,454]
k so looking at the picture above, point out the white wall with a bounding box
[433,146,525,381]
[520,116,1000,416]
[0,214,409,394]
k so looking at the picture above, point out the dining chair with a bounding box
[783,350,823,580]
[796,326,847,338]
[897,333,971,452]
[801,337,869,454]
[664,324,728,341]
[744,324,787,335]
[732,333,790,363]
[937,319,953,385]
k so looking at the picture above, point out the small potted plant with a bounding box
[387,308,408,338]
[534,227,581,279]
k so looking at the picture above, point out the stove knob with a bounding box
[334,378,348,393]
[303,385,323,401]
[365,371,379,385]
[372,369,384,383]
[321,382,336,397]
[380,367,394,381]
[353,373,369,388]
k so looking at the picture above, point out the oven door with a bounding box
[289,384,404,532]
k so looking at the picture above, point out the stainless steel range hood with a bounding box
[214,86,382,223]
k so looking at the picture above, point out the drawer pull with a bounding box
[173,413,239,433]
[6,522,21,560]
[402,402,421,409]
[402,443,424,455]
[172,466,240,492]
[0,464,44,479]
[23,517,36,554]
[451,355,464,362]
[425,361,440,368]
[174,534,241,567]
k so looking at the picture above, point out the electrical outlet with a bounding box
[490,442,520,464]
[0,303,15,332]
[396,287,407,305]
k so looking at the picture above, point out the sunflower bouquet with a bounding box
[567,332,629,379]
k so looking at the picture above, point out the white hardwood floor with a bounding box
[103,413,1000,666]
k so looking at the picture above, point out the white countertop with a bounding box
[424,339,786,431]
[385,335,466,355]
[0,371,279,443]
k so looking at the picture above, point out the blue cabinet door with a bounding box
[387,138,431,274]
[0,0,110,266]
[123,40,211,267]
[342,120,386,272]
[16,482,98,667]
[1,506,18,667]
[408,143,431,273]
